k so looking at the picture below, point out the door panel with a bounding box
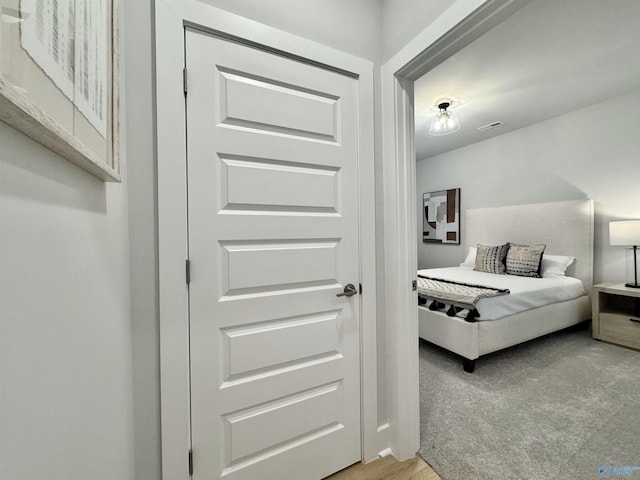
[185,28,361,480]
[221,310,342,380]
[220,155,339,212]
[218,67,339,140]
[220,239,339,293]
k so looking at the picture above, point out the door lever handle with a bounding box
[337,284,358,298]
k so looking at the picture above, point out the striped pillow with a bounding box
[505,243,546,277]
[474,243,509,274]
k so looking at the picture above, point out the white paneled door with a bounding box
[185,28,362,480]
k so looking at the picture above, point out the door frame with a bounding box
[154,1,376,478]
[380,0,530,460]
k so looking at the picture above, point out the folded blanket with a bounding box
[417,275,510,322]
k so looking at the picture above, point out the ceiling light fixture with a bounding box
[429,101,460,136]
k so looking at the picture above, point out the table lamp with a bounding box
[609,220,640,288]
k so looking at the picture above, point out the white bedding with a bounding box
[417,266,586,321]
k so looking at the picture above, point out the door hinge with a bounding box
[359,283,363,295]
[412,280,417,291]
[183,67,188,96]
[188,449,193,476]
[186,259,191,285]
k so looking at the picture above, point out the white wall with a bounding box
[416,88,640,283]
[200,0,383,63]
[0,124,134,477]
[381,0,452,62]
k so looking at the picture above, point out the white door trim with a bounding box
[380,0,531,460]
[154,1,377,478]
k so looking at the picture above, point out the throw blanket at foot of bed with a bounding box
[417,275,510,322]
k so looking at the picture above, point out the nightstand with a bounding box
[592,282,640,350]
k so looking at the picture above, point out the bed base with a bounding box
[418,296,591,372]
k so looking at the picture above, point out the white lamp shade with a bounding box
[609,220,640,246]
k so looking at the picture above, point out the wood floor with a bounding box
[324,455,442,480]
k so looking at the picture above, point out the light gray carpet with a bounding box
[418,328,640,480]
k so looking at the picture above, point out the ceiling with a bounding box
[414,0,640,160]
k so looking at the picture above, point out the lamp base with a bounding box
[624,282,640,289]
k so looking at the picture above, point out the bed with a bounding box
[418,199,594,372]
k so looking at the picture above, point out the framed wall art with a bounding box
[0,0,120,181]
[423,188,460,244]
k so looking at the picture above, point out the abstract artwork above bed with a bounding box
[423,188,460,244]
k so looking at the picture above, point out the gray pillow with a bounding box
[505,243,546,277]
[474,243,509,274]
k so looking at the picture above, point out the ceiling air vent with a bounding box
[477,121,504,132]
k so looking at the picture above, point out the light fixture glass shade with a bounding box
[610,220,640,287]
[609,220,640,245]
[623,247,640,287]
[429,102,460,136]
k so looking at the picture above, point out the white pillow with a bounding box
[460,246,477,267]
[540,254,575,278]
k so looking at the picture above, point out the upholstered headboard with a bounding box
[465,199,594,293]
